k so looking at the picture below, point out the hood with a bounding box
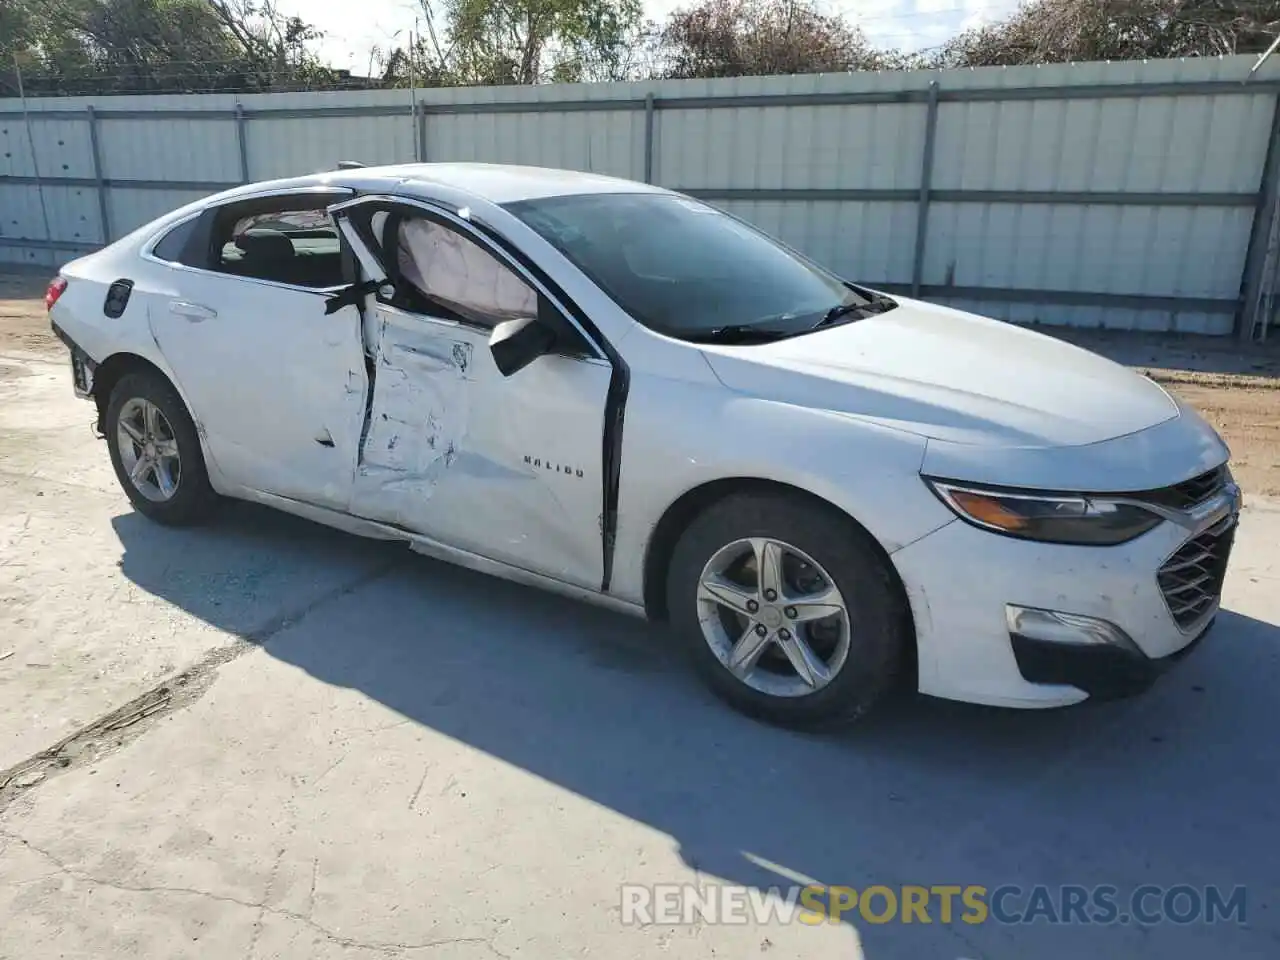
[700,297,1178,448]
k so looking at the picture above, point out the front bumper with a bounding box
[893,481,1240,708]
[1009,613,1215,700]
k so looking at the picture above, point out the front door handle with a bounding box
[170,300,217,322]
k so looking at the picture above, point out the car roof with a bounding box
[223,163,669,207]
[385,163,667,204]
[123,163,672,251]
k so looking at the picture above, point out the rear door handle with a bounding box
[170,300,217,322]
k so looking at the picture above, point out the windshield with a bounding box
[504,192,882,340]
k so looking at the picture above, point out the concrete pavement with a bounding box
[1,349,1277,959]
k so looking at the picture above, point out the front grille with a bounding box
[1157,517,1236,629]
[1138,466,1227,510]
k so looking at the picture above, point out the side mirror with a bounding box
[489,315,556,377]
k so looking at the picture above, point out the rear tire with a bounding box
[106,371,218,526]
[666,492,908,727]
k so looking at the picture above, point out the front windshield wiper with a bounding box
[817,301,865,328]
[678,324,792,345]
[679,292,900,344]
[812,293,897,330]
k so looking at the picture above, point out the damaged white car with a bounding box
[48,163,1240,726]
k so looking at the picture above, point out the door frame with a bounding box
[329,195,607,356]
[142,186,358,292]
[329,193,633,592]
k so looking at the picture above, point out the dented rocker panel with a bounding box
[239,487,647,619]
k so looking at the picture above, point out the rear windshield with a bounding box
[504,192,862,338]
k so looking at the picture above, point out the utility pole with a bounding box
[14,54,54,251]
[410,21,420,162]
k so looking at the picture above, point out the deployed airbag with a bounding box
[398,218,536,324]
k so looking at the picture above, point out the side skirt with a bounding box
[235,487,649,620]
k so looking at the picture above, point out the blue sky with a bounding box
[279,0,1024,73]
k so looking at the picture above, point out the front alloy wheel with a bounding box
[698,538,851,697]
[667,492,909,726]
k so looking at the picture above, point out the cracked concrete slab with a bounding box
[0,354,403,771]
[0,632,855,959]
[3,522,1279,958]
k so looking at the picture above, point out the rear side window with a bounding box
[151,217,201,264]
[221,209,341,265]
[207,193,350,289]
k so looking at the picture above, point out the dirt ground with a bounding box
[0,271,60,358]
[1144,374,1280,497]
[1055,328,1280,498]
[4,267,1279,495]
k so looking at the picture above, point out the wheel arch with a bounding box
[90,352,178,432]
[641,476,919,688]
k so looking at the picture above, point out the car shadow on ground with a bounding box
[111,501,1279,959]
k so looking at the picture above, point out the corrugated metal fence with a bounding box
[3,55,1279,338]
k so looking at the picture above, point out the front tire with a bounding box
[667,492,909,727]
[106,371,218,526]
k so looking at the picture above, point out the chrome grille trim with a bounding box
[1161,552,1215,574]
[1170,466,1228,508]
[1164,573,1211,596]
[1138,466,1229,511]
[1157,515,1236,631]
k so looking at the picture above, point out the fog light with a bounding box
[1006,605,1139,652]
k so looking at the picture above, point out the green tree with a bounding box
[939,0,1280,66]
[658,0,885,79]
[1,0,338,96]
[373,0,646,87]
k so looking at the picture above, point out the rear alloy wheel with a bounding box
[106,371,218,526]
[116,397,183,503]
[667,493,908,726]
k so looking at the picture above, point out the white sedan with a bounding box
[47,163,1241,726]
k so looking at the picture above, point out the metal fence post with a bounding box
[911,80,940,298]
[234,103,250,183]
[1239,92,1280,341]
[417,103,428,163]
[644,93,655,184]
[85,106,112,244]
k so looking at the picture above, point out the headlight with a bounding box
[925,479,1162,545]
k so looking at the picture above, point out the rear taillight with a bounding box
[45,276,68,312]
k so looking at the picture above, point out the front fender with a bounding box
[609,376,954,606]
